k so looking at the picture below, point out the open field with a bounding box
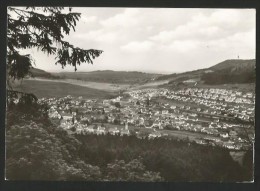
[25,78,131,92]
[129,80,169,90]
[12,80,118,99]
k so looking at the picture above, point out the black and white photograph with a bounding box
[5,7,255,182]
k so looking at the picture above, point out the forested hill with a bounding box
[55,70,161,84]
[29,69,161,84]
[209,59,255,71]
[201,59,255,84]
[157,59,255,85]
[28,68,61,79]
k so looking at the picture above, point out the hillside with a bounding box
[54,70,161,84]
[28,59,255,86]
[202,59,255,85]
[12,80,117,99]
[29,68,161,84]
[157,59,255,86]
[156,68,206,82]
[29,68,61,79]
[209,59,255,72]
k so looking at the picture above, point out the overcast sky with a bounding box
[20,8,255,74]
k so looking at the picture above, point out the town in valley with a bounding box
[40,85,255,151]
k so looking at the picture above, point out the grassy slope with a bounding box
[12,80,117,99]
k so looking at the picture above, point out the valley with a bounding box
[12,59,255,149]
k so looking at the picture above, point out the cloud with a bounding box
[149,9,255,43]
[163,40,201,53]
[207,29,255,52]
[100,9,140,28]
[81,15,97,23]
[121,41,154,52]
[73,29,121,43]
[149,23,223,43]
[209,9,241,25]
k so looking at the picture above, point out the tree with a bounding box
[114,102,121,108]
[6,112,102,180]
[104,158,163,181]
[7,7,103,97]
[146,97,150,106]
[113,117,120,124]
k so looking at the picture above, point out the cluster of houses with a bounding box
[38,86,254,150]
[73,123,131,136]
[128,88,255,123]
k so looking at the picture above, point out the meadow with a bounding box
[12,80,117,99]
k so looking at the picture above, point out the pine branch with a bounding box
[56,40,103,71]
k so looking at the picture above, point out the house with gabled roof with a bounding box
[61,113,73,121]
[120,129,130,136]
[148,131,162,139]
[108,127,120,135]
[96,126,106,135]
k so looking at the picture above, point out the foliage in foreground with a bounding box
[5,103,253,181]
[75,134,253,182]
[6,104,163,181]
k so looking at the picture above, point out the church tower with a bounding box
[125,121,128,130]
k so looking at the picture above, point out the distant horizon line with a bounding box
[37,58,255,75]
[33,66,175,74]
[44,69,173,75]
